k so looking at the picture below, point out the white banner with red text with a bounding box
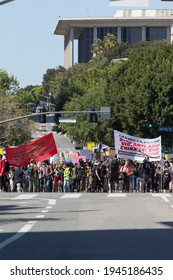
[114,130,161,162]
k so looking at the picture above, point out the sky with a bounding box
[0,0,173,88]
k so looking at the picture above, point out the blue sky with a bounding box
[0,0,173,88]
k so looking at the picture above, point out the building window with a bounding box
[97,27,117,40]
[121,27,142,44]
[78,28,94,63]
[146,27,167,41]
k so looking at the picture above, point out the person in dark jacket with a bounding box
[141,156,155,192]
[12,165,24,192]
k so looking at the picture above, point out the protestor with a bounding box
[108,155,119,192]
[0,154,6,192]
[154,163,163,192]
[162,161,171,192]
[12,165,25,192]
[27,159,39,192]
[63,163,71,192]
[85,162,94,192]
[74,159,85,192]
[93,161,104,192]
[23,166,29,192]
[8,167,15,192]
[133,161,140,192]
[119,159,133,192]
[38,162,46,192]
[53,164,63,192]
[141,156,155,192]
[3,155,10,192]
[44,162,54,192]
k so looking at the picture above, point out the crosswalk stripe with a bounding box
[60,194,82,199]
[107,193,127,198]
[12,194,38,200]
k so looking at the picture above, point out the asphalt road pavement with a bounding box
[31,114,77,154]
[0,193,173,260]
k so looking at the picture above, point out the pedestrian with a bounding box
[27,159,39,192]
[12,165,24,192]
[63,163,71,192]
[0,154,6,192]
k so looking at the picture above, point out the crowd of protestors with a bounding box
[1,153,173,193]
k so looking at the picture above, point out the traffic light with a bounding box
[148,123,153,128]
[39,109,46,123]
[87,108,98,123]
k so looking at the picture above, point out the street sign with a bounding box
[59,117,76,123]
[162,145,172,154]
[100,107,111,120]
[158,126,173,132]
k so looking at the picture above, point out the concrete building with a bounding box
[54,9,173,69]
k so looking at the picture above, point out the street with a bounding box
[31,114,77,154]
[0,193,173,260]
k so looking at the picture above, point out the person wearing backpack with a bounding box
[27,159,39,192]
[12,165,25,192]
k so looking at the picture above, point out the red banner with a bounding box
[5,133,58,166]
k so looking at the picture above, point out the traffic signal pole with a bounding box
[0,110,102,125]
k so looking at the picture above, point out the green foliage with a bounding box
[2,36,173,148]
[0,69,19,94]
[52,39,173,146]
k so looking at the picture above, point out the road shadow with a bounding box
[0,226,173,260]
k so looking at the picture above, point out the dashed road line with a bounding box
[0,224,34,251]
[35,215,45,219]
[48,199,56,205]
[27,221,37,224]
[0,196,57,251]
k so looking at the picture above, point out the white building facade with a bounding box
[54,9,173,69]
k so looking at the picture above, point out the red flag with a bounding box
[5,133,58,166]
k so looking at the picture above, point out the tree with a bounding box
[0,70,33,146]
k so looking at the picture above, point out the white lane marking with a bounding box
[12,194,38,200]
[48,199,56,205]
[60,194,82,199]
[27,221,37,224]
[161,196,170,202]
[151,193,171,202]
[170,205,173,209]
[0,224,34,251]
[35,215,45,218]
[41,210,49,213]
[107,193,127,198]
[46,206,52,209]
